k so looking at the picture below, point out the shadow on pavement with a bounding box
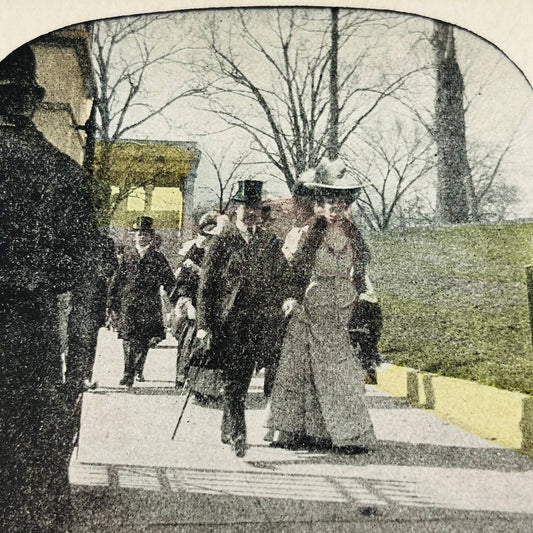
[248,439,533,472]
[70,474,533,533]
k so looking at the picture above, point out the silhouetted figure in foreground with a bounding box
[0,45,92,532]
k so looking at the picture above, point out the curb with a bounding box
[375,364,533,451]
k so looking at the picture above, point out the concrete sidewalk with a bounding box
[69,329,533,532]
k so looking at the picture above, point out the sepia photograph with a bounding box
[1,1,532,531]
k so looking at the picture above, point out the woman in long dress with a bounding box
[266,159,377,453]
[172,212,228,403]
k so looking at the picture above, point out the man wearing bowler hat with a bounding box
[196,180,291,457]
[0,45,92,531]
[108,216,176,386]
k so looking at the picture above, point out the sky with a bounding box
[102,8,533,218]
[1,2,532,218]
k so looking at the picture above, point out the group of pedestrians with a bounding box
[0,42,379,532]
[175,161,382,458]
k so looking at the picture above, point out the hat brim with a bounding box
[200,224,217,235]
[0,81,45,101]
[303,182,368,191]
[232,197,262,206]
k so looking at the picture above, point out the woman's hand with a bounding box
[196,328,211,350]
[282,298,299,317]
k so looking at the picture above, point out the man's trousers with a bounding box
[221,358,256,442]
[122,338,150,382]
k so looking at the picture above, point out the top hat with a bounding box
[232,180,264,206]
[0,45,45,101]
[300,159,368,193]
[132,216,154,233]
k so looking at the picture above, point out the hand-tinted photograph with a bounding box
[1,3,532,531]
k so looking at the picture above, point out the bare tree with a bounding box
[431,21,470,223]
[199,148,255,212]
[347,119,436,230]
[395,188,437,227]
[91,14,205,223]
[466,137,521,222]
[458,44,523,223]
[328,7,340,160]
[196,8,421,192]
[392,20,522,225]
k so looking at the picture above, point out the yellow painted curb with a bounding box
[406,371,432,408]
[429,376,528,449]
[375,365,410,397]
[375,364,533,450]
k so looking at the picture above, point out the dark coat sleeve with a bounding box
[196,235,228,333]
[168,244,204,305]
[106,255,127,314]
[156,251,177,296]
[0,123,93,295]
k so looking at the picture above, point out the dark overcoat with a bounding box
[172,242,206,306]
[0,116,92,385]
[108,245,176,342]
[0,116,91,297]
[0,114,92,529]
[196,224,292,371]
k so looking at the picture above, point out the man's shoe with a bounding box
[232,436,246,458]
[119,377,128,386]
[83,379,98,391]
[221,433,232,445]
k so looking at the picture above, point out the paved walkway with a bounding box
[69,329,533,532]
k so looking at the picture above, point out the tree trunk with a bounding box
[93,140,113,226]
[328,7,340,161]
[432,21,470,223]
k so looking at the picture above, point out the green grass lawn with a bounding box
[368,223,533,394]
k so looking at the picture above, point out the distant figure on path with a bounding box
[108,216,176,387]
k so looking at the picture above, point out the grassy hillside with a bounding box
[368,223,533,394]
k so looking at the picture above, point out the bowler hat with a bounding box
[0,45,45,101]
[132,216,154,233]
[232,180,264,206]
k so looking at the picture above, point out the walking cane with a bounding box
[175,319,194,387]
[171,334,211,440]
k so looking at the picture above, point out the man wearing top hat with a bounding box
[0,45,92,531]
[108,216,176,387]
[196,180,291,457]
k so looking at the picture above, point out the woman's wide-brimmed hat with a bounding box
[299,159,367,192]
[198,212,222,236]
[198,211,229,236]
